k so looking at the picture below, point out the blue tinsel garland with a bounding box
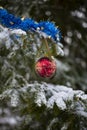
[0,8,61,43]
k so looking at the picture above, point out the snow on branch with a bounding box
[0,82,87,117]
[26,82,87,110]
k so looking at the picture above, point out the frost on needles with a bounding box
[0,25,87,130]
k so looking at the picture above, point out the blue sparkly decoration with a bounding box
[0,8,62,43]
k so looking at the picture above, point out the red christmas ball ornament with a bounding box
[35,57,56,78]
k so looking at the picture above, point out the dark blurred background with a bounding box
[0,0,87,130]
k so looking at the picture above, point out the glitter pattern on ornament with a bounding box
[35,57,56,78]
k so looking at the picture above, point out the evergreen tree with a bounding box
[0,0,87,130]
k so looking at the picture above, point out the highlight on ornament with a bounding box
[35,57,56,78]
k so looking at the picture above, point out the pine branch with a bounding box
[0,25,87,130]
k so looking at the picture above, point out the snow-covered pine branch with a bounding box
[0,82,87,117]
